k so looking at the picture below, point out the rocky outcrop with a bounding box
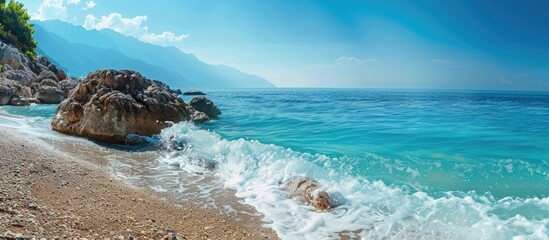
[286,178,334,210]
[36,70,58,82]
[0,40,73,106]
[34,56,67,81]
[183,89,205,95]
[58,77,81,97]
[0,78,33,105]
[189,96,221,118]
[2,69,35,86]
[51,70,192,143]
[0,84,15,105]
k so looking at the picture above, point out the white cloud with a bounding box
[82,14,96,30]
[34,0,68,21]
[336,56,378,65]
[67,0,81,4]
[82,0,96,10]
[83,12,189,44]
[142,31,190,42]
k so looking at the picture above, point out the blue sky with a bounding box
[18,0,549,90]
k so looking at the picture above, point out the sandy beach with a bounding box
[0,126,277,239]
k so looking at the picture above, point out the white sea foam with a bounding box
[159,122,549,240]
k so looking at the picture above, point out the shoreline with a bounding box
[0,126,278,239]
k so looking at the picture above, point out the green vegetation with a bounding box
[0,0,37,58]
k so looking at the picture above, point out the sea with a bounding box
[1,89,548,239]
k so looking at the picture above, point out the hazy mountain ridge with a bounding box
[32,20,274,89]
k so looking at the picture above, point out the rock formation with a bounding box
[183,89,206,95]
[189,96,221,118]
[51,69,192,143]
[58,77,81,97]
[0,40,75,106]
[35,86,65,104]
[286,178,334,210]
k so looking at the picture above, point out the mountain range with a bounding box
[32,20,274,89]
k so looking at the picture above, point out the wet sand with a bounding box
[0,126,278,239]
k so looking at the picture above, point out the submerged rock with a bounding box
[51,69,192,143]
[189,96,221,118]
[191,110,210,122]
[183,89,205,95]
[286,178,334,210]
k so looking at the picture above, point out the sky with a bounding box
[16,0,549,90]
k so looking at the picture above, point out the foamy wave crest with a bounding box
[159,122,548,239]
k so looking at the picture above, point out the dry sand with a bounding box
[0,127,278,239]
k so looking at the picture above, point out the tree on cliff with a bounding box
[0,0,37,58]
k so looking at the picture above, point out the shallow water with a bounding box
[2,89,549,239]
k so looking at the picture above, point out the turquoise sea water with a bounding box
[190,89,549,198]
[2,89,548,239]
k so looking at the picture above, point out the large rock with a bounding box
[189,96,221,118]
[34,56,66,81]
[0,78,33,105]
[0,84,15,105]
[286,178,334,210]
[2,69,35,86]
[0,42,31,72]
[35,86,65,104]
[40,79,58,87]
[51,69,191,143]
[36,70,58,82]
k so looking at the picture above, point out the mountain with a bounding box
[32,20,275,89]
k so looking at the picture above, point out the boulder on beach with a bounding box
[51,69,192,143]
[183,89,206,95]
[8,95,39,106]
[189,96,221,118]
[0,78,32,105]
[0,84,15,105]
[286,178,334,210]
